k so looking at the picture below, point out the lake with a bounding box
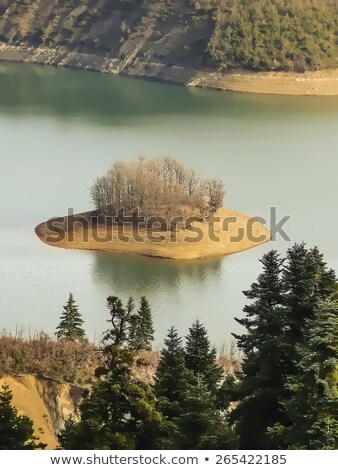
[1,62,338,348]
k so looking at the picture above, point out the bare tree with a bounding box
[90,157,225,223]
[206,178,226,212]
[186,168,200,195]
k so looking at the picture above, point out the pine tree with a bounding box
[283,244,337,349]
[129,297,154,351]
[58,296,165,450]
[231,244,338,449]
[0,384,46,450]
[230,250,287,449]
[57,416,78,450]
[185,319,223,395]
[55,293,86,341]
[269,300,338,449]
[172,379,238,450]
[155,327,194,420]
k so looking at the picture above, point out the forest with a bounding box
[206,0,338,71]
[1,243,337,450]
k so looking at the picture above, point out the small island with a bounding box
[35,157,270,260]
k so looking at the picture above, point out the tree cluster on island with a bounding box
[90,157,225,225]
[1,243,337,450]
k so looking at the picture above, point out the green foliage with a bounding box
[172,379,238,450]
[208,0,338,71]
[59,378,164,450]
[0,384,46,450]
[155,325,237,450]
[55,293,86,341]
[129,297,155,351]
[103,295,154,354]
[185,319,223,395]
[231,243,338,449]
[268,300,338,449]
[58,295,166,450]
[155,327,194,420]
[231,250,287,449]
[103,296,134,348]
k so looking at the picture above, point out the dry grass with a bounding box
[0,330,100,384]
[0,332,241,385]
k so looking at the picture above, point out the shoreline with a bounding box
[1,43,338,96]
[35,208,271,261]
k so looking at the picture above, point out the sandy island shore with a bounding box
[35,208,271,260]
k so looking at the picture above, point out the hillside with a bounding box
[0,0,215,79]
[0,1,337,94]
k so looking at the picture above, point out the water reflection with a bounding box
[91,251,223,298]
[90,251,226,344]
[1,63,338,126]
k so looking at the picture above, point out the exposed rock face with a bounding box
[0,0,214,82]
[0,374,85,449]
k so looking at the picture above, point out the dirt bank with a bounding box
[0,374,83,449]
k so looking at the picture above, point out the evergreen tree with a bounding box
[0,384,46,450]
[230,250,287,449]
[269,300,338,449]
[155,327,194,420]
[55,293,85,341]
[57,416,78,450]
[231,244,338,449]
[58,296,165,450]
[104,296,134,347]
[283,244,337,349]
[172,379,238,450]
[185,319,223,395]
[129,297,154,351]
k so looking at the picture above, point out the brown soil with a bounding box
[35,208,271,260]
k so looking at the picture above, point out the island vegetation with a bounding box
[90,157,225,222]
[1,243,337,450]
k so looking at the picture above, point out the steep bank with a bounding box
[35,208,271,260]
[0,0,337,95]
[0,374,84,449]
